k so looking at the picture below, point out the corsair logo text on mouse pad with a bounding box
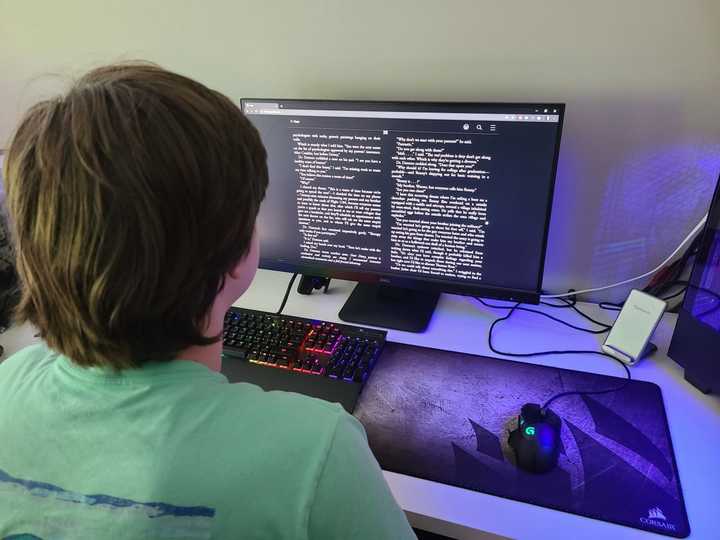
[640,506,677,532]
[354,342,690,538]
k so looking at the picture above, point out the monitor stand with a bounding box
[338,283,440,332]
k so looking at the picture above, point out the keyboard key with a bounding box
[276,355,290,367]
[353,365,366,383]
[328,362,343,378]
[222,308,385,388]
[342,363,356,380]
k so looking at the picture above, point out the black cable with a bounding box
[644,233,704,299]
[598,280,687,312]
[599,301,623,311]
[547,232,703,304]
[594,231,703,311]
[539,296,612,329]
[477,300,632,412]
[598,279,720,313]
[542,368,631,411]
[477,298,610,334]
[662,286,688,302]
[276,272,298,315]
[540,296,577,308]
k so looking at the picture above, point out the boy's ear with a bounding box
[224,226,259,289]
[228,263,242,280]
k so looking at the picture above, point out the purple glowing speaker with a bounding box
[668,173,720,394]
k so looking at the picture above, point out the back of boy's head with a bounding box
[3,63,268,369]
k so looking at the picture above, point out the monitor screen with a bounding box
[243,100,564,303]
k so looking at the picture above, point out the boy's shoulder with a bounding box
[0,343,354,448]
[0,343,54,376]
[211,376,350,438]
[197,373,363,479]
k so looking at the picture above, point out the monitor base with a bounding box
[339,283,439,332]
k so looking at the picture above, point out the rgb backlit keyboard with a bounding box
[222,307,386,384]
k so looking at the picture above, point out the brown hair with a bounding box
[3,63,268,368]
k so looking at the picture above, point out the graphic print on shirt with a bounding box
[0,467,215,539]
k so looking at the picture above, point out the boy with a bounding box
[0,63,416,539]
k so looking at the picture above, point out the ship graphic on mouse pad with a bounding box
[354,342,689,538]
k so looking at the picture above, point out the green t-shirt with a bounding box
[0,344,415,539]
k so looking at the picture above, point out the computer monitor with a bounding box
[668,172,720,394]
[243,99,564,331]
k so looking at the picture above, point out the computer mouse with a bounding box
[508,403,561,474]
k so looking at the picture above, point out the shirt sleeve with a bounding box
[307,412,417,540]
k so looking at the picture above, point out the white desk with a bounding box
[2,269,718,540]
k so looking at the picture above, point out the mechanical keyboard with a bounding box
[221,307,387,412]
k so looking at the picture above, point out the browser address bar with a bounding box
[243,107,560,123]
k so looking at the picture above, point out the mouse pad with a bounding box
[354,342,690,538]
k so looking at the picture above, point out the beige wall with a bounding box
[1,0,719,301]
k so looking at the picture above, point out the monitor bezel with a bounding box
[243,98,565,305]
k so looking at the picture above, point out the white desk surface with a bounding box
[1,269,718,540]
